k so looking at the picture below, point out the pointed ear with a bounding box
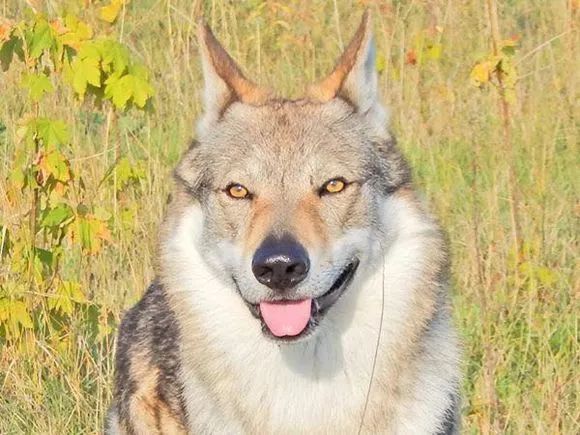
[308,11,384,117]
[197,22,270,134]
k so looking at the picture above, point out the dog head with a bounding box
[170,12,410,342]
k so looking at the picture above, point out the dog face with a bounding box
[173,13,410,341]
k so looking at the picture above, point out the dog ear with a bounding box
[197,22,270,135]
[308,11,387,130]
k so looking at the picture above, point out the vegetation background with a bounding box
[0,0,577,433]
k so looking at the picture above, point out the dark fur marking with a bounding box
[368,136,412,195]
[435,394,459,435]
[109,281,188,432]
[154,404,162,433]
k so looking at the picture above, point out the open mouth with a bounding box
[240,259,360,342]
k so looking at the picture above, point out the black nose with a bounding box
[252,235,310,290]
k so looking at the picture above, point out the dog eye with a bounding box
[225,183,251,199]
[320,178,347,195]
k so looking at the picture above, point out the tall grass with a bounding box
[1,0,578,433]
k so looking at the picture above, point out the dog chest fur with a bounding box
[156,193,460,434]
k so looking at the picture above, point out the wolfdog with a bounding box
[106,11,461,434]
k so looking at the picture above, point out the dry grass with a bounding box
[0,0,578,433]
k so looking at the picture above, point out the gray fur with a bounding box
[107,13,461,434]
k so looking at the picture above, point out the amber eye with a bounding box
[321,178,347,195]
[225,183,250,199]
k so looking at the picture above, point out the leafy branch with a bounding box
[0,3,152,340]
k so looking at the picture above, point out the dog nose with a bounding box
[252,235,310,290]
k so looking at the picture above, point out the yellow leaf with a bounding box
[376,53,386,74]
[470,62,491,87]
[0,299,33,339]
[537,266,557,286]
[71,214,112,255]
[100,0,125,24]
[60,15,93,49]
[425,43,442,61]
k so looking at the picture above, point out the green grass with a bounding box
[1,0,578,433]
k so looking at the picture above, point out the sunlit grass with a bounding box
[1,0,578,433]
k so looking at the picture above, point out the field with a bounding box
[0,0,578,433]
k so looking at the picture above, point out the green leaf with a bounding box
[131,74,154,108]
[104,72,154,109]
[110,156,147,190]
[100,39,129,74]
[78,41,102,61]
[20,73,54,102]
[104,73,133,109]
[115,156,133,187]
[29,19,55,59]
[37,149,72,183]
[41,203,74,228]
[48,280,85,316]
[0,34,23,71]
[71,56,101,97]
[35,118,70,148]
[16,118,37,150]
[34,247,53,269]
[119,205,136,231]
[8,165,26,191]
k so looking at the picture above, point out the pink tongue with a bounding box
[259,299,312,337]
